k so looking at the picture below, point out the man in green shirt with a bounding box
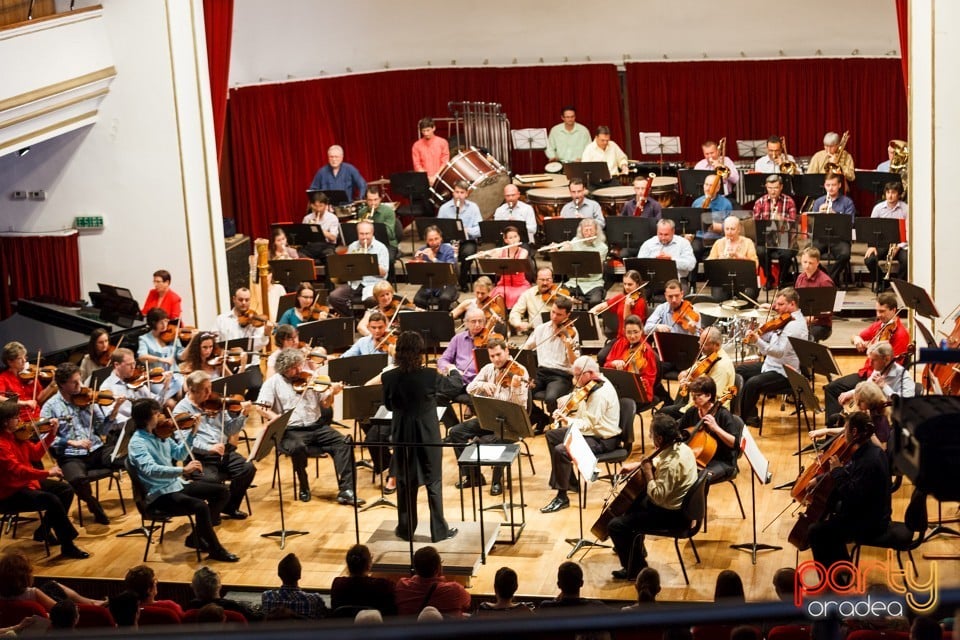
[546,106,591,164]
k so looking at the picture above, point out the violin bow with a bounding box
[165,407,197,463]
[31,350,42,404]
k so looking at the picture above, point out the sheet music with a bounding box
[467,445,506,462]
[740,426,771,484]
[511,128,548,150]
[563,427,599,482]
[832,291,845,313]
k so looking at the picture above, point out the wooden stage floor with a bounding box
[11,354,960,604]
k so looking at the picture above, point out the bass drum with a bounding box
[430,147,510,218]
[526,187,570,224]
[592,186,634,217]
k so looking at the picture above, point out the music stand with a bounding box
[271,223,327,248]
[472,395,532,534]
[562,427,606,558]
[604,217,657,259]
[623,258,679,296]
[325,252,379,287]
[789,337,841,393]
[736,139,768,159]
[296,317,355,353]
[890,279,939,320]
[391,171,433,223]
[250,410,305,548]
[729,425,781,563]
[744,173,796,199]
[756,219,801,252]
[399,311,455,359]
[511,127,548,174]
[777,365,819,490]
[564,161,611,188]
[479,258,530,303]
[479,220,530,246]
[414,217,465,244]
[329,353,388,387]
[316,189,349,206]
[406,262,458,298]
[363,406,397,512]
[793,174,828,202]
[807,214,853,264]
[270,259,317,292]
[662,208,705,237]
[854,218,901,250]
[703,259,758,302]
[639,132,682,173]
[796,284,838,333]
[854,170,902,200]
[542,218,581,244]
[654,332,701,372]
[343,384,384,423]
[677,169,714,198]
[536,310,599,343]
[89,366,112,389]
[548,251,603,293]
[340,221,391,248]
[211,368,262,397]
[602,368,649,409]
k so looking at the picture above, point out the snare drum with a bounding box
[592,186,634,217]
[526,187,570,223]
[650,176,680,208]
[430,147,510,217]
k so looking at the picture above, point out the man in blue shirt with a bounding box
[411,225,458,310]
[810,174,857,283]
[437,180,481,290]
[691,174,733,278]
[308,145,366,202]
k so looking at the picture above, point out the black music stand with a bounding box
[413,217,464,243]
[542,218,581,244]
[269,259,316,292]
[623,258,679,297]
[479,220,530,246]
[807,214,853,264]
[478,258,530,303]
[548,251,603,293]
[776,365,819,490]
[703,259,758,302]
[854,170,902,200]
[789,337,841,393]
[399,311,455,359]
[343,384,384,424]
[271,223,327,248]
[325,252,379,287]
[854,218,901,250]
[890,279,939,320]
[729,427,781,564]
[661,208,705,237]
[654,332,701,371]
[678,169,714,198]
[602,368,649,449]
[406,262,458,306]
[563,161,610,188]
[296,317,355,353]
[329,353,388,387]
[604,217,657,259]
[211,368,262,397]
[251,410,305,548]
[472,395,532,533]
[794,174,828,202]
[340,221,390,248]
[89,366,112,389]
[744,173,797,199]
[756,219,801,251]
[362,406,397,512]
[315,189,349,206]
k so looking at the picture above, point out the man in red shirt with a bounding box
[411,117,450,186]
[140,269,182,320]
[793,247,835,343]
[394,546,470,618]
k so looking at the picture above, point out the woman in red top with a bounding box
[492,226,532,309]
[0,342,57,422]
[593,270,647,365]
[603,314,659,404]
[0,402,88,558]
[140,269,182,320]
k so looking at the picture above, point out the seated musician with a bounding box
[412,116,450,185]
[690,174,732,270]
[256,348,362,506]
[173,371,256,521]
[557,218,608,308]
[266,324,324,379]
[522,297,580,433]
[752,174,798,289]
[677,376,741,484]
[706,216,759,302]
[643,279,701,336]
[737,287,809,428]
[126,398,239,562]
[138,308,185,403]
[451,276,506,330]
[808,174,856,283]
[0,341,58,422]
[754,136,802,174]
[636,219,697,289]
[510,267,559,335]
[214,288,272,361]
[101,348,170,424]
[356,185,399,273]
[559,179,605,228]
[140,269,182,321]
[342,312,394,360]
[810,380,893,448]
[581,126,629,186]
[79,328,112,385]
[179,332,224,379]
[411,225,458,312]
[694,140,739,195]
[806,131,856,182]
[327,220,390,318]
[445,337,529,495]
[607,414,697,580]
[39,363,124,525]
[660,327,735,419]
[299,192,340,261]
[490,226,532,309]
[435,308,487,405]
[823,292,909,415]
[358,281,407,336]
[0,401,89,559]
[494,184,537,244]
[602,315,658,405]
[308,144,366,201]
[541,356,620,514]
[619,174,663,219]
[794,247,835,343]
[593,269,648,363]
[805,411,891,570]
[266,227,299,261]
[825,341,915,418]
[437,180,482,291]
[864,182,909,288]
[278,282,323,328]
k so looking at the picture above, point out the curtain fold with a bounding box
[0,234,81,319]
[202,0,234,165]
[896,0,908,94]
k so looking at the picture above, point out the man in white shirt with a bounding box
[509,267,558,334]
[559,179,605,229]
[693,139,739,194]
[522,297,580,432]
[581,126,629,182]
[493,184,537,242]
[214,288,270,353]
[865,181,909,287]
[327,220,390,317]
[636,219,697,285]
[437,180,482,290]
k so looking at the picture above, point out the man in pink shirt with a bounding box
[411,117,450,185]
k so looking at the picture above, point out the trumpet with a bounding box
[779,136,798,175]
[823,130,850,179]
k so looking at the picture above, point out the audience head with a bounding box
[346,544,373,576]
[196,603,227,623]
[418,606,444,622]
[635,567,661,603]
[0,551,34,597]
[731,626,762,640]
[413,546,442,578]
[910,617,942,640]
[557,561,584,597]
[772,567,795,602]
[191,566,222,601]
[124,565,158,602]
[49,599,79,630]
[109,591,141,627]
[494,567,519,601]
[355,609,384,624]
[714,569,746,602]
[278,553,302,586]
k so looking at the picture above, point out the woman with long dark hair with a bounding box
[381,332,456,543]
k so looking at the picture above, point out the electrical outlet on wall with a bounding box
[28,190,46,201]
[10,191,27,200]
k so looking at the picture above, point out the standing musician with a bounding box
[754,136,802,174]
[79,328,113,384]
[523,297,581,433]
[619,174,663,219]
[138,308,184,402]
[737,287,809,428]
[805,412,891,570]
[327,220,390,318]
[356,185,399,270]
[411,225,458,312]
[40,363,124,525]
[509,267,560,334]
[126,398,239,562]
[752,174,798,289]
[179,332,224,378]
[215,287,272,357]
[706,216,759,302]
[173,371,256,521]
[823,292,910,414]
[540,356,621,514]
[607,414,697,580]
[278,282,324,329]
[694,139,740,195]
[494,184,537,242]
[806,131,856,182]
[602,314,658,403]
[557,218,608,307]
[0,341,58,422]
[581,125,629,183]
[636,219,698,287]
[445,337,529,495]
[0,401,90,559]
[794,247,836,343]
[101,348,169,424]
[677,376,741,485]
[659,326,735,419]
[559,179,605,228]
[644,279,701,336]
[435,308,487,405]
[358,281,410,336]
[140,269,182,321]
[412,117,450,185]
[810,381,894,449]
[438,180,482,291]
[809,174,856,283]
[451,276,506,328]
[308,144,367,202]
[825,341,915,418]
[255,348,362,506]
[545,105,591,164]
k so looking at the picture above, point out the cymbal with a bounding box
[368,178,391,186]
[738,309,765,320]
[693,302,739,319]
[720,299,747,309]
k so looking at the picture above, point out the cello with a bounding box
[685,386,737,469]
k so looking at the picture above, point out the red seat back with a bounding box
[76,603,116,628]
[138,604,182,625]
[0,599,47,627]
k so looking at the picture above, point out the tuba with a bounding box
[889,139,909,173]
[778,136,798,175]
[823,130,850,179]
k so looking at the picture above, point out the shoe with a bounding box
[207,548,240,563]
[60,544,90,559]
[540,496,570,514]
[221,509,248,520]
[337,490,366,506]
[532,425,545,436]
[383,484,396,495]
[394,527,411,542]
[455,475,486,489]
[433,527,458,542]
[89,503,110,525]
[184,534,210,551]
[611,568,634,581]
[299,489,312,503]
[34,530,60,546]
[490,482,503,496]
[744,417,760,429]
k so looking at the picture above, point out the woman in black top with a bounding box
[678,376,742,484]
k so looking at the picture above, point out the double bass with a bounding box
[787,433,859,550]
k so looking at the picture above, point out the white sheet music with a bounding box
[563,427,599,482]
[832,290,845,313]
[740,426,771,484]
[511,128,548,151]
[467,445,506,462]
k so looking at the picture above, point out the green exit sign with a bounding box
[73,216,104,229]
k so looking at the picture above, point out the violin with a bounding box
[13,418,56,441]
[18,364,56,385]
[540,284,571,304]
[154,412,199,439]
[672,300,700,334]
[381,298,417,321]
[302,344,328,364]
[177,325,197,346]
[473,314,505,348]
[679,352,721,396]
[96,337,122,367]
[494,360,528,388]
[546,379,602,431]
[158,321,179,345]
[71,388,116,408]
[123,366,165,390]
[291,372,335,394]
[237,310,269,328]
[201,393,245,414]
[477,293,506,323]
[592,287,646,316]
[685,386,737,468]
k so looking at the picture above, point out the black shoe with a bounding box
[611,568,636,581]
[433,527,458,543]
[61,544,90,559]
[540,496,570,513]
[221,509,248,520]
[490,482,503,496]
[207,548,240,563]
[532,425,546,436]
[184,534,210,551]
[337,490,366,506]
[34,530,60,546]
[89,502,110,525]
[394,527,411,542]
[383,484,396,495]
[299,489,312,503]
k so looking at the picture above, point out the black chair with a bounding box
[703,413,746,533]
[75,467,127,527]
[851,487,928,578]
[125,459,201,562]
[0,508,50,557]
[629,468,709,584]
[596,398,637,484]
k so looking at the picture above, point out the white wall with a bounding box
[0,0,229,326]
[230,0,900,85]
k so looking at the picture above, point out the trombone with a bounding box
[823,130,850,179]
[779,136,798,175]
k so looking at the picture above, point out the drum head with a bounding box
[545,161,563,174]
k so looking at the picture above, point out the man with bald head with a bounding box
[308,144,367,201]
[807,131,855,182]
[493,184,537,241]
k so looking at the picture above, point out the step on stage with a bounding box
[368,520,498,584]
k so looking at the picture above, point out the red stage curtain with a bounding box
[227,64,623,239]
[625,58,907,171]
[896,0,908,94]
[0,233,81,319]
[203,0,234,166]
